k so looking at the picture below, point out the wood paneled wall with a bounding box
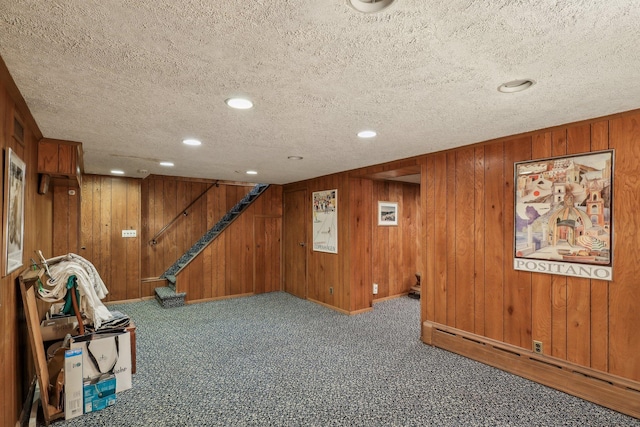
[52,185,80,256]
[372,180,420,300]
[284,110,640,386]
[284,173,421,314]
[285,174,355,311]
[175,185,283,302]
[1,59,52,427]
[140,176,254,281]
[80,175,141,302]
[421,112,640,383]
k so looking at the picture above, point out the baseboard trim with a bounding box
[186,292,255,304]
[373,292,409,303]
[307,298,373,315]
[422,321,640,419]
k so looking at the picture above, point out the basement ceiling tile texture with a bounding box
[1,1,639,184]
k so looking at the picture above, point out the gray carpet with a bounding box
[48,292,638,426]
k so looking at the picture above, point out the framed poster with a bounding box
[378,201,398,226]
[312,189,337,253]
[4,148,26,275]
[513,150,613,281]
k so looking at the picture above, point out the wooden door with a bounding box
[254,216,282,293]
[284,189,307,298]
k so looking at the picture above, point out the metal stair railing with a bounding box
[160,183,269,280]
[148,180,219,246]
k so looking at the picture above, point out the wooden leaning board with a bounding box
[19,268,64,425]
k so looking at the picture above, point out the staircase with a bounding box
[154,183,269,307]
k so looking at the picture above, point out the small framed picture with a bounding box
[378,201,398,226]
[4,147,26,275]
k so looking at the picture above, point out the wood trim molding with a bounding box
[307,298,373,315]
[185,293,255,305]
[422,321,640,419]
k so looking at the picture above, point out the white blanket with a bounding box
[37,253,113,329]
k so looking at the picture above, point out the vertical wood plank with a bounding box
[433,153,448,325]
[212,236,226,297]
[424,158,436,323]
[269,217,282,293]
[254,217,266,295]
[189,248,204,300]
[57,143,75,175]
[110,178,127,300]
[455,147,475,332]
[551,129,568,359]
[503,137,532,348]
[140,178,149,278]
[81,177,95,262]
[163,178,177,275]
[68,185,79,254]
[531,133,553,355]
[125,179,141,300]
[473,147,486,336]
[566,124,592,366]
[372,182,388,298]
[241,205,253,294]
[590,120,609,372]
[145,177,155,277]
[446,151,457,326]
[91,177,103,272]
[151,177,164,276]
[404,184,419,293]
[52,186,69,256]
[99,177,113,291]
[484,142,505,341]
[202,243,213,299]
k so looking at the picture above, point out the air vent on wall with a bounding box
[349,0,396,13]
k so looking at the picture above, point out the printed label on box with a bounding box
[64,348,84,420]
[83,375,116,414]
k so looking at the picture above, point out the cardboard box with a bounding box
[40,315,80,341]
[64,348,84,420]
[71,330,132,392]
[83,375,116,414]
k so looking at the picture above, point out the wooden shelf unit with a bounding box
[37,138,83,187]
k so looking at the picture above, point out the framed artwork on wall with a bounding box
[312,189,337,253]
[378,201,398,226]
[4,147,26,275]
[513,150,613,281]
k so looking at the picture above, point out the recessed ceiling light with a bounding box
[358,130,377,138]
[246,170,258,175]
[288,156,304,160]
[349,0,396,13]
[160,162,174,167]
[183,138,201,146]
[498,79,535,93]
[225,98,253,109]
[111,170,125,175]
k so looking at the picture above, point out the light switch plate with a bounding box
[122,230,137,238]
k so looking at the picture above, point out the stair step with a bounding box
[154,286,186,308]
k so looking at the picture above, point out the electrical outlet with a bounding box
[533,340,543,354]
[329,287,333,295]
[373,283,378,294]
[122,230,137,238]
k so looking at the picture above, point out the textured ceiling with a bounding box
[1,1,639,184]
